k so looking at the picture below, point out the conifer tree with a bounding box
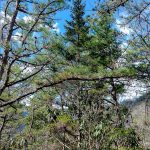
[65,0,89,62]
[87,13,122,72]
[64,1,90,148]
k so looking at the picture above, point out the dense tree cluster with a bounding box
[0,0,149,149]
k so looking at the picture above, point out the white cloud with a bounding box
[38,24,50,30]
[120,42,128,49]
[1,13,60,33]
[0,11,11,27]
[12,31,22,41]
[35,22,60,33]
[0,13,33,27]
[119,80,149,102]
[23,15,34,23]
[116,20,132,35]
[38,22,60,33]
[20,66,34,74]
[52,22,60,33]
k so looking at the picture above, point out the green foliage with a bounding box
[87,14,122,70]
[107,128,140,149]
[65,0,90,62]
[0,0,146,149]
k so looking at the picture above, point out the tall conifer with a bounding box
[65,0,89,62]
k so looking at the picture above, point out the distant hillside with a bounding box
[123,92,150,149]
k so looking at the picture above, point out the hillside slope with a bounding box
[123,92,150,149]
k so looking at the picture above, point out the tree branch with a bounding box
[0,75,132,108]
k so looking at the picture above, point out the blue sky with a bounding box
[54,0,129,35]
[0,0,132,40]
[0,0,130,54]
[55,0,96,33]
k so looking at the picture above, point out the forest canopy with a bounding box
[0,0,149,149]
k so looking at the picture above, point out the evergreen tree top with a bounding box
[65,0,89,47]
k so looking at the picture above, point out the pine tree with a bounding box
[88,13,122,72]
[65,0,89,62]
[64,1,90,148]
